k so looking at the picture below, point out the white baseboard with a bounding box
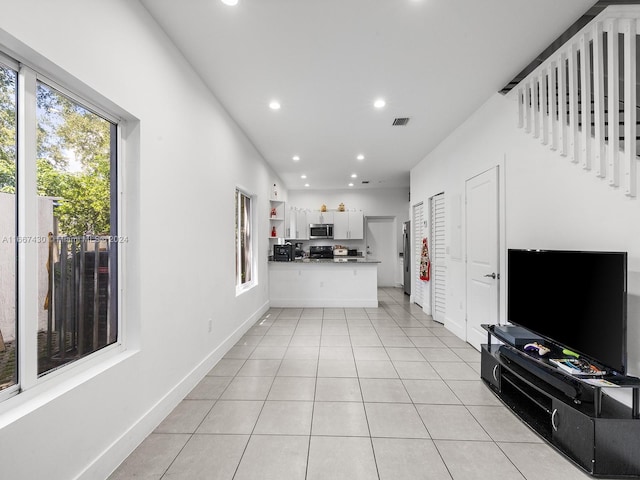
[444,314,466,341]
[79,300,269,480]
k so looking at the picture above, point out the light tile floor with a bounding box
[109,288,594,480]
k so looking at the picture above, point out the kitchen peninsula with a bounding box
[268,258,380,307]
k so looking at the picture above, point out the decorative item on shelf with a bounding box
[320,204,327,212]
[272,183,278,199]
[271,226,277,237]
[270,207,277,218]
[338,202,345,212]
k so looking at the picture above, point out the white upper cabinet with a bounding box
[307,210,334,225]
[287,207,308,239]
[333,211,363,239]
[349,211,364,239]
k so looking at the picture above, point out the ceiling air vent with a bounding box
[392,117,410,126]
[361,180,370,184]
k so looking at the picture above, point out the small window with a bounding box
[235,189,253,290]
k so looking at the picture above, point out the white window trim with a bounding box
[235,187,257,296]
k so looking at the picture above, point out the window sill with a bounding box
[236,280,257,297]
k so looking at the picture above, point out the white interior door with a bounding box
[412,203,425,307]
[365,217,396,287]
[430,193,446,324]
[466,166,500,350]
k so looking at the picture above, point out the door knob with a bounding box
[484,273,497,279]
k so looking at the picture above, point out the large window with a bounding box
[235,189,253,290]
[0,54,120,396]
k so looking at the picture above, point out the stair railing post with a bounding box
[540,70,548,145]
[605,18,620,187]
[568,42,580,163]
[558,52,568,156]
[622,18,637,197]
[517,87,524,129]
[550,61,559,150]
[579,32,592,170]
[592,21,606,178]
[525,81,532,134]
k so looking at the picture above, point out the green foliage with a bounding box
[0,66,16,193]
[49,157,111,236]
[0,71,113,236]
[0,157,15,194]
[36,84,112,236]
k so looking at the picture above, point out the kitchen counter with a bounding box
[268,259,378,307]
[270,257,380,264]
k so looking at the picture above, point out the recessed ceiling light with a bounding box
[292,155,300,161]
[301,174,307,179]
[221,0,238,5]
[269,100,281,110]
[374,98,386,109]
[351,174,357,178]
[304,183,310,187]
[348,183,354,187]
[357,154,365,161]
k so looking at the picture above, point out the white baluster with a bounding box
[580,33,592,170]
[623,18,637,197]
[533,77,540,139]
[568,42,580,163]
[592,21,606,177]
[517,87,524,129]
[541,70,548,145]
[550,60,558,151]
[525,82,532,134]
[606,18,620,187]
[558,52,568,156]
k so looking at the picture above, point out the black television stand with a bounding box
[481,324,640,478]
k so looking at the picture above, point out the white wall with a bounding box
[411,92,640,381]
[0,1,282,479]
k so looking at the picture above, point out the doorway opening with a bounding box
[364,216,397,288]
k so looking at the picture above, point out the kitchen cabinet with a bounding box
[287,207,308,239]
[333,211,364,239]
[307,210,334,225]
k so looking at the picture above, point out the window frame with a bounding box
[0,54,20,399]
[0,53,125,404]
[235,187,256,295]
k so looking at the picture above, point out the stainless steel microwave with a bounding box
[309,223,333,239]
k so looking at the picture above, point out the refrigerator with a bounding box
[403,221,411,295]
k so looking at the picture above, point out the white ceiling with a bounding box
[140,0,596,191]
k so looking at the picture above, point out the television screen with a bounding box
[507,249,627,374]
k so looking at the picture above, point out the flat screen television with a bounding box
[507,249,628,374]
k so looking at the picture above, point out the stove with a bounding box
[309,245,333,259]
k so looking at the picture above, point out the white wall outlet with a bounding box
[208,318,213,333]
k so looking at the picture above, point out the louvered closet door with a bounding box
[431,193,446,324]
[412,202,425,307]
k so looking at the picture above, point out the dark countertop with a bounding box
[270,257,380,264]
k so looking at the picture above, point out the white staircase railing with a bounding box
[516,5,640,198]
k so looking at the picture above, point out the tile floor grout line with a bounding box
[303,308,323,480]
[230,308,295,480]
